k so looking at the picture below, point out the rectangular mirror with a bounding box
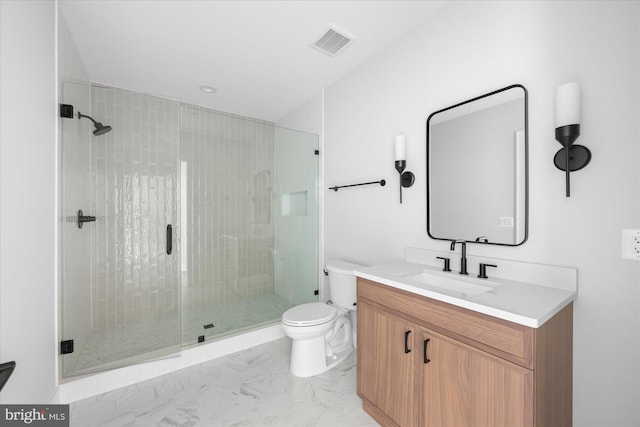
[427,84,528,246]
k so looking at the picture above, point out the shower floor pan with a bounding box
[72,294,293,375]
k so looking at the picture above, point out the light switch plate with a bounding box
[621,229,640,260]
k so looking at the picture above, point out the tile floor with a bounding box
[70,337,378,426]
[71,295,293,375]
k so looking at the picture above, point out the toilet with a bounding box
[282,260,363,377]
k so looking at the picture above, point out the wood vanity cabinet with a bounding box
[357,278,572,427]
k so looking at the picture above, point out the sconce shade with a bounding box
[394,134,413,203]
[395,135,406,161]
[555,82,581,127]
[554,81,589,197]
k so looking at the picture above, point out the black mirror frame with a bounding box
[426,84,529,246]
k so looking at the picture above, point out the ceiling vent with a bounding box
[311,25,355,57]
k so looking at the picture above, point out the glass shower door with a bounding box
[60,82,182,376]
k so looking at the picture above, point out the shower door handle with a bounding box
[166,224,172,255]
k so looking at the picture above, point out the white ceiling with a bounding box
[59,0,448,122]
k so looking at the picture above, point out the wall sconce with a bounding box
[394,134,415,203]
[554,82,591,197]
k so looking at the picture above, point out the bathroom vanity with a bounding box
[356,85,573,426]
[355,256,576,427]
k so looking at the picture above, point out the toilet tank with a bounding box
[326,260,365,310]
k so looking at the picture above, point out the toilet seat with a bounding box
[282,302,337,327]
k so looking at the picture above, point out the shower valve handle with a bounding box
[77,210,96,229]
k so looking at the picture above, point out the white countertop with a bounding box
[354,262,577,328]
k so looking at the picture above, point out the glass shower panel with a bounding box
[181,106,278,343]
[180,107,319,345]
[60,83,182,376]
[273,127,319,306]
[60,81,93,377]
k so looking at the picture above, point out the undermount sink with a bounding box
[404,270,501,296]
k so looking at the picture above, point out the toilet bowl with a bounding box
[282,260,364,377]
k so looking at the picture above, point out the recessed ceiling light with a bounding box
[200,85,217,94]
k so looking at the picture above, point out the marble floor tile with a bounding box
[70,338,379,427]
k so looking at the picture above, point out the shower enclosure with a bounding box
[60,82,319,377]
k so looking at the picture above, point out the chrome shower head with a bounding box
[78,112,112,136]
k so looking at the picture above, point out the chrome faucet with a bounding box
[450,240,468,275]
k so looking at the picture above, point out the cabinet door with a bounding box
[421,327,533,427]
[358,301,418,427]
[420,328,470,427]
[469,351,533,427]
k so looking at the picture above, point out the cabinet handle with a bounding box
[404,330,412,353]
[423,338,431,364]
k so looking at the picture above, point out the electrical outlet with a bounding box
[621,229,640,260]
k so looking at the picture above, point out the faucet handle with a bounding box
[478,263,497,279]
[436,256,451,272]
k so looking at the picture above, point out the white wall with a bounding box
[324,1,639,425]
[0,0,58,403]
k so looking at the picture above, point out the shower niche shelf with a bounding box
[282,191,308,216]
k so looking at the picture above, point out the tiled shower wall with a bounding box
[87,87,278,327]
[181,106,275,312]
[90,85,181,329]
